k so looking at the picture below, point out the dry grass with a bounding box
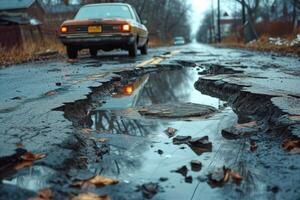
[219,34,300,56]
[0,37,65,67]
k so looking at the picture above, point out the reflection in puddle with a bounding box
[3,166,56,192]
[83,69,240,199]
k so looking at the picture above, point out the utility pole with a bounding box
[217,0,221,43]
[242,0,246,25]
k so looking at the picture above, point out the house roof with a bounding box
[0,12,41,25]
[0,0,38,11]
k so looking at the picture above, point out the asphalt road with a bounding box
[0,43,300,200]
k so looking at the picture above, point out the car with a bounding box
[173,36,185,45]
[59,3,149,58]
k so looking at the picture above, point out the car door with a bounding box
[131,7,148,46]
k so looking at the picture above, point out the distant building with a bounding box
[220,12,242,37]
[0,0,44,47]
[0,0,80,47]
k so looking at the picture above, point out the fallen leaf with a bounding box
[139,108,148,113]
[290,147,300,154]
[97,138,109,143]
[235,121,257,129]
[229,171,243,184]
[28,188,52,200]
[21,152,46,161]
[289,115,300,121]
[208,166,242,188]
[72,193,110,200]
[282,139,300,151]
[80,128,93,134]
[14,160,33,170]
[44,90,58,96]
[72,175,119,188]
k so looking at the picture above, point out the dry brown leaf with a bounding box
[97,138,109,143]
[14,160,33,170]
[21,152,46,161]
[289,115,300,121]
[235,121,257,129]
[44,90,58,96]
[230,171,243,184]
[72,193,110,200]
[290,147,300,154]
[28,188,52,200]
[80,128,93,134]
[139,108,148,113]
[72,175,119,188]
[282,139,300,151]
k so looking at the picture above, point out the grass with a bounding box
[0,37,65,67]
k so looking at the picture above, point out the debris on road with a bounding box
[173,135,192,145]
[185,176,193,183]
[250,140,258,152]
[171,165,188,177]
[282,138,300,154]
[28,188,52,200]
[207,166,243,188]
[72,175,119,188]
[137,103,217,118]
[21,151,46,161]
[157,149,164,155]
[190,160,202,172]
[164,127,177,137]
[222,121,259,140]
[137,182,159,199]
[71,193,110,200]
[159,177,168,182]
[188,136,212,155]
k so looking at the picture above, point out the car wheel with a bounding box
[140,42,148,55]
[128,41,137,57]
[89,49,97,57]
[66,46,78,59]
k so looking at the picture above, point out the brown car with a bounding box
[59,3,149,58]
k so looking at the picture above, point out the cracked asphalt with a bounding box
[0,43,300,200]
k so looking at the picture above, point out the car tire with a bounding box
[89,49,97,57]
[140,42,148,55]
[128,41,137,57]
[66,46,78,59]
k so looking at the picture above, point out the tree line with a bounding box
[42,0,191,43]
[197,0,300,43]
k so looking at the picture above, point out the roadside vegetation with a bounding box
[197,0,300,56]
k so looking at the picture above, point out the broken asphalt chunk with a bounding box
[188,136,212,155]
[185,176,193,183]
[164,127,177,138]
[138,182,159,199]
[71,193,110,200]
[190,160,202,172]
[171,165,188,177]
[173,136,191,145]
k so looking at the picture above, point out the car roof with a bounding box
[82,3,132,8]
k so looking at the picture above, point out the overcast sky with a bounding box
[188,0,239,36]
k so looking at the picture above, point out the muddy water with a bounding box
[86,69,241,199]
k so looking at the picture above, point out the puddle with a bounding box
[80,69,257,199]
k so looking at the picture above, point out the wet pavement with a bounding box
[1,44,300,200]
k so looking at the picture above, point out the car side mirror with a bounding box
[142,20,148,25]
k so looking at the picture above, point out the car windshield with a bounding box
[75,5,133,20]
